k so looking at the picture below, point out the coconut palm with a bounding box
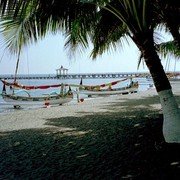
[0,0,179,143]
[0,2,39,82]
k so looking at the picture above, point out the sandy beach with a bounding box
[0,88,158,132]
[0,81,180,179]
[0,82,179,132]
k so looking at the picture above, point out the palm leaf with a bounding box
[156,40,180,59]
[0,0,179,62]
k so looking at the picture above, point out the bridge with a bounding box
[0,71,179,80]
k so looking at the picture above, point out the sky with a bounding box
[0,33,179,75]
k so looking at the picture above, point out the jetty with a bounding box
[0,71,179,80]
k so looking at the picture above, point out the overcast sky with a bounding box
[0,33,179,75]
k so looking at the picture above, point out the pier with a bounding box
[0,72,179,80]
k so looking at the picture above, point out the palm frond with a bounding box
[0,14,38,54]
[0,0,179,63]
[155,0,180,49]
[138,40,180,68]
[137,53,145,70]
[156,40,180,59]
[90,9,129,59]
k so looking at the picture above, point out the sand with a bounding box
[0,81,179,179]
[0,87,158,132]
[0,81,180,132]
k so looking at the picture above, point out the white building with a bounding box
[56,65,68,76]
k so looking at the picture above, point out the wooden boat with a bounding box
[1,82,73,108]
[79,81,139,96]
[0,53,74,108]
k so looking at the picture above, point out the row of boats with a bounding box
[0,78,139,108]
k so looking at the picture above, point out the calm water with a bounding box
[0,77,153,114]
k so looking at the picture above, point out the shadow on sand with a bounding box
[0,95,179,179]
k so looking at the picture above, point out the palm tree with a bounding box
[0,4,39,82]
[0,0,179,143]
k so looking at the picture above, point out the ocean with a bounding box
[0,76,153,114]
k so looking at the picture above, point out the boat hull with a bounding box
[2,93,73,107]
[80,86,138,96]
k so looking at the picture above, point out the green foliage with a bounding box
[0,0,179,59]
[156,41,180,59]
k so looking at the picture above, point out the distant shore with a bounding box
[0,72,179,80]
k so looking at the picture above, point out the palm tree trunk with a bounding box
[158,90,180,143]
[134,32,180,143]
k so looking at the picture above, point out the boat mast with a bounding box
[60,83,64,95]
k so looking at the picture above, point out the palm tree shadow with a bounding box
[106,94,180,112]
[0,94,179,179]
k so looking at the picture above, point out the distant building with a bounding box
[56,65,68,76]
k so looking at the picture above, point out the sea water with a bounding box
[0,76,153,114]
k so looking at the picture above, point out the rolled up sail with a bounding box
[0,78,129,90]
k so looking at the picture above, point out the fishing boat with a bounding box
[79,79,139,96]
[1,81,73,108]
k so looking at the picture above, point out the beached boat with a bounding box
[1,82,73,108]
[79,81,139,96]
[1,91,73,108]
